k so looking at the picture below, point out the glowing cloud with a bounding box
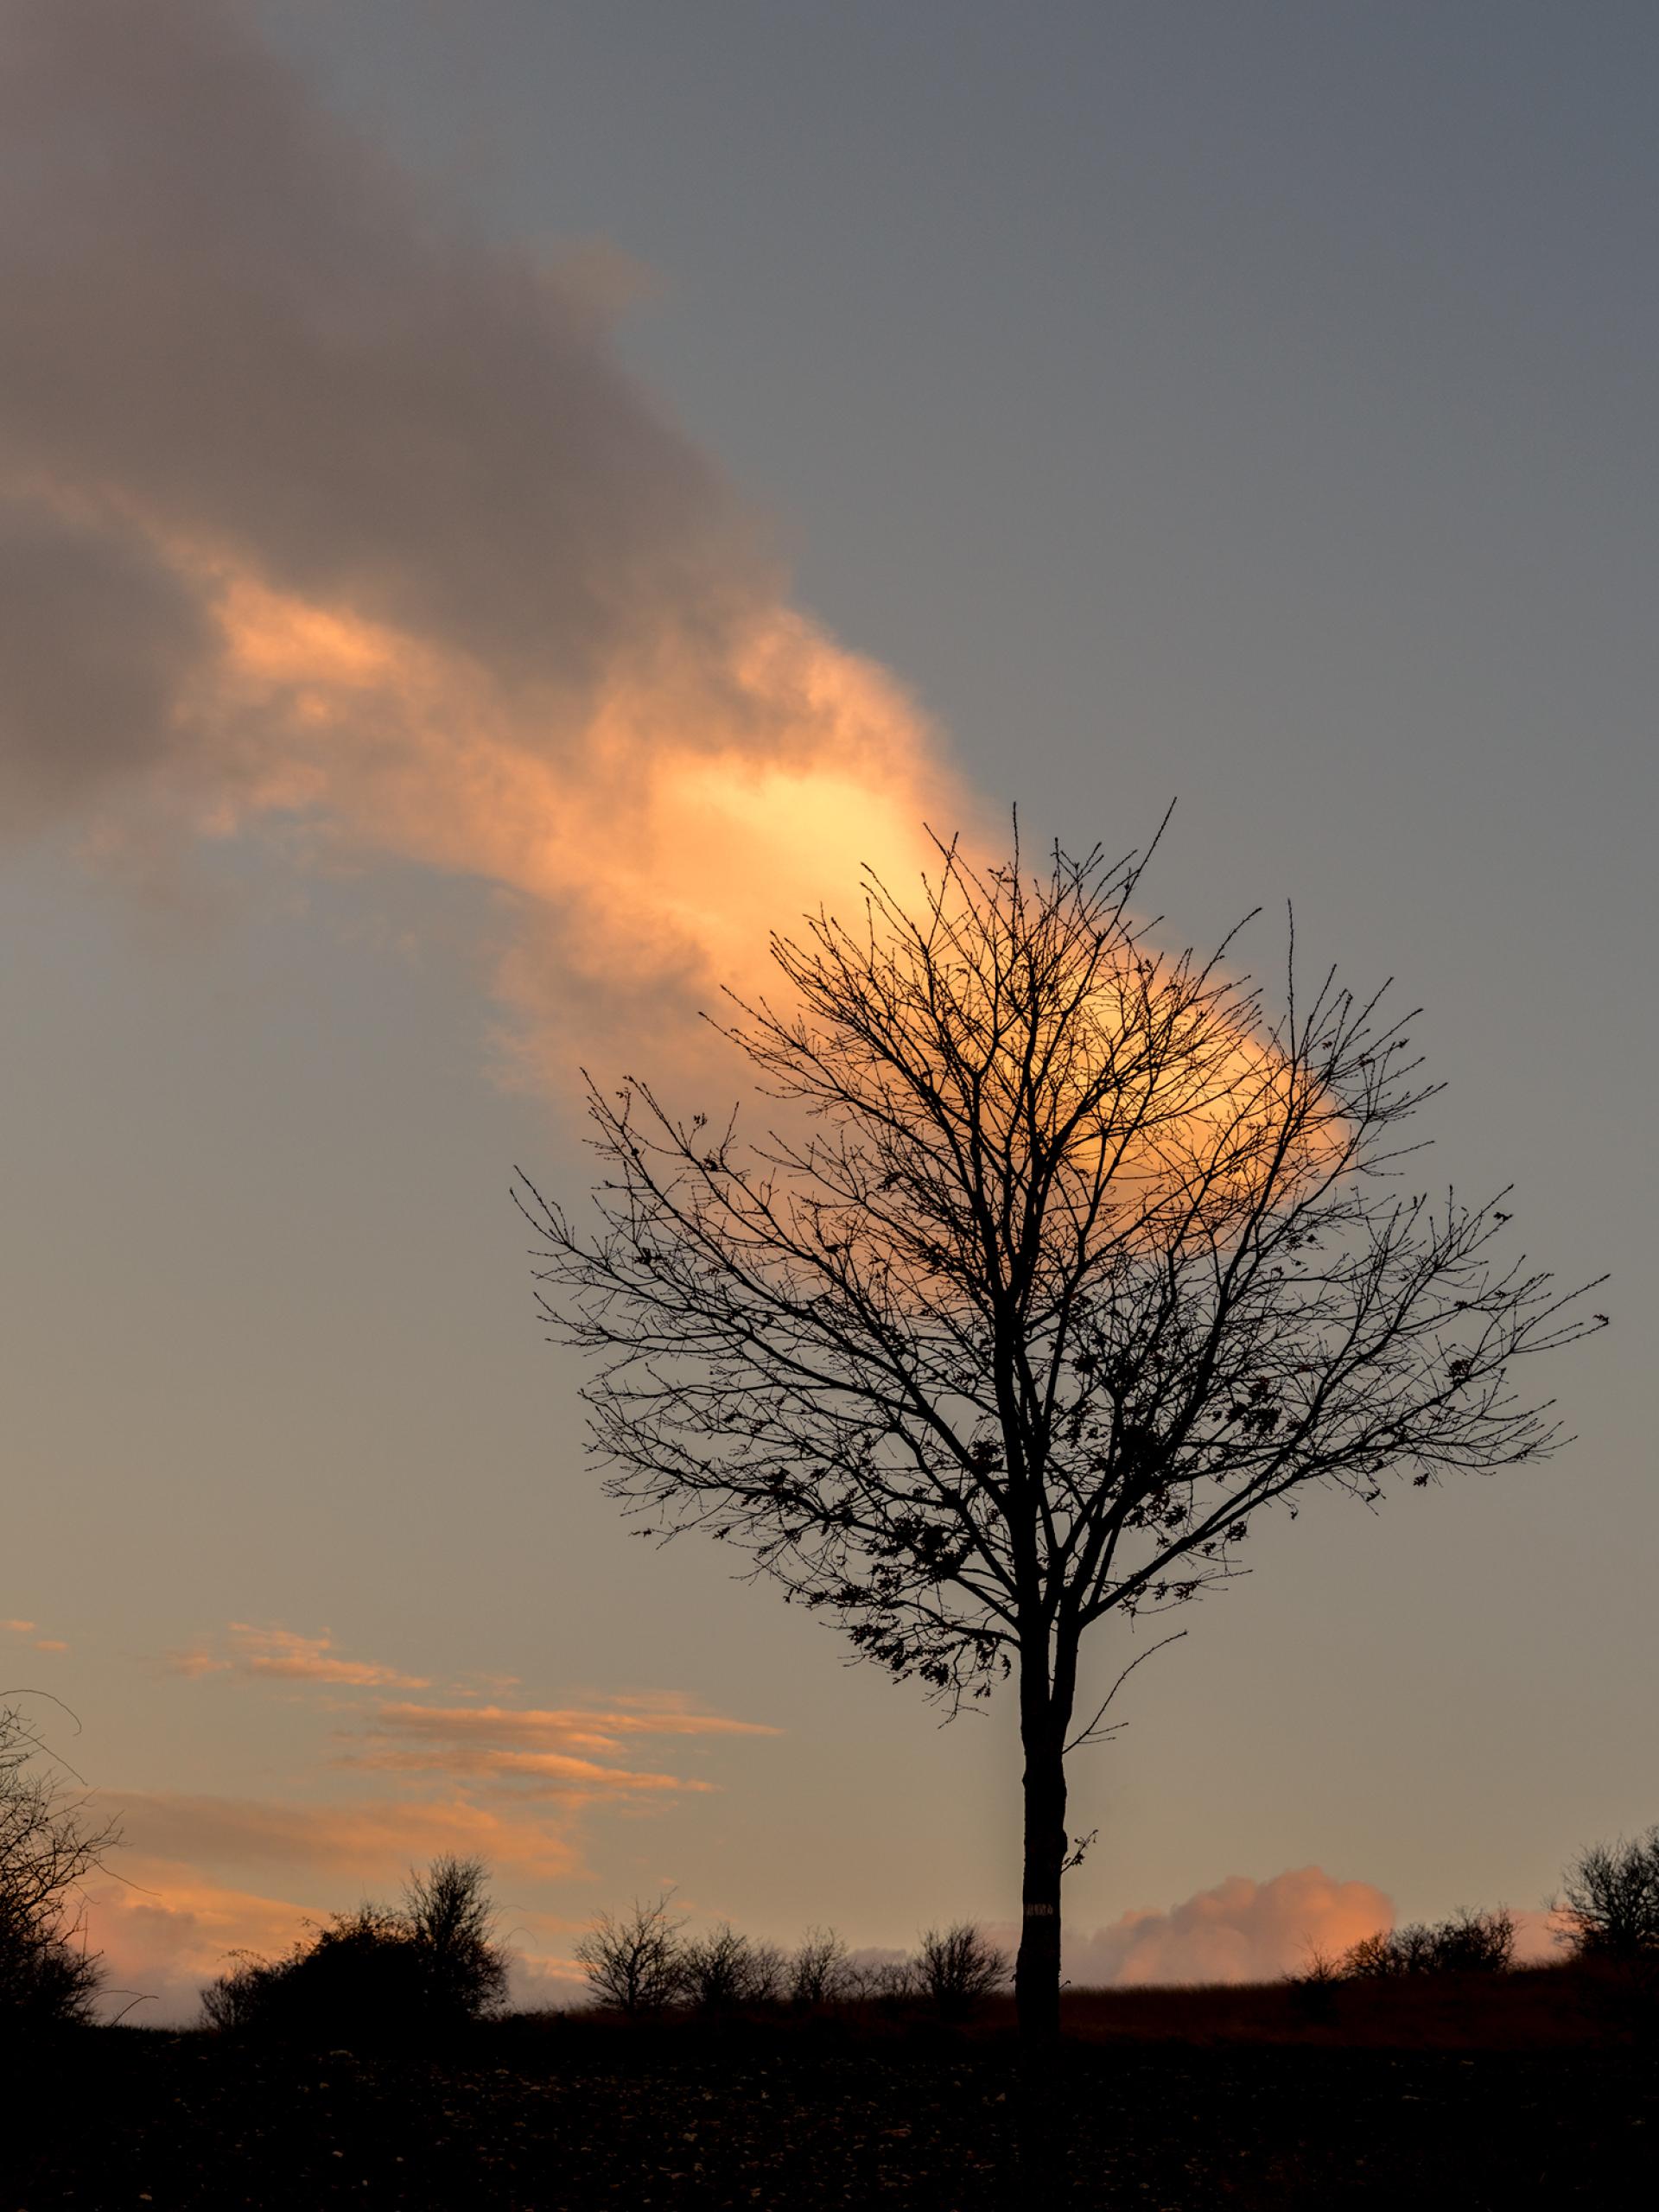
[1053,1866,1396,1986]
[336,1695,779,1796]
[92,1791,582,1886]
[166,1622,430,1690]
[0,0,969,1084]
[84,1862,315,2025]
[359,1700,782,1751]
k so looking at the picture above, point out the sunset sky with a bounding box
[3,0,1653,2022]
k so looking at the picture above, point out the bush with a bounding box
[912,1923,1009,2021]
[1558,1831,1659,1961]
[679,1923,785,2013]
[1339,1907,1515,1979]
[788,1927,855,2009]
[197,1949,282,2034]
[199,1858,509,2043]
[574,1894,688,2015]
[848,1955,918,2007]
[1,1701,116,2029]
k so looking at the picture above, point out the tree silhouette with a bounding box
[1,1700,117,2025]
[520,827,1604,2038]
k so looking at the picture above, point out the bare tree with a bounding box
[1557,1830,1659,1961]
[1,1699,118,2025]
[404,1854,510,2022]
[520,828,1603,2037]
[679,1921,785,2012]
[912,1922,1010,2020]
[574,1893,688,2015]
[788,1926,855,2008]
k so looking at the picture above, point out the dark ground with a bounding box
[9,1973,1657,2209]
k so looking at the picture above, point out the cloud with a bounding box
[1051,1866,1396,1986]
[95,1789,582,1887]
[452,1671,523,1699]
[344,1744,713,1794]
[84,1860,315,2025]
[0,499,216,835]
[335,1695,779,1796]
[363,1698,780,1751]
[0,0,967,1080]
[166,1622,430,1689]
[3,1616,67,1653]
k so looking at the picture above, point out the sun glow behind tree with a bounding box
[523,827,1604,2038]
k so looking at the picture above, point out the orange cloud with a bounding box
[3,1616,67,1653]
[1050,1866,1395,1986]
[335,1694,778,1796]
[361,1699,780,1752]
[94,1790,582,1887]
[342,1744,713,1794]
[84,1860,315,2025]
[167,1622,429,1690]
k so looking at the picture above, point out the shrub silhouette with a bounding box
[912,1923,1010,2021]
[1339,1907,1515,1978]
[197,1948,283,2034]
[1557,1830,1659,1960]
[848,1955,918,2008]
[199,1858,508,2042]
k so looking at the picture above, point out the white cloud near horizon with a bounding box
[1039,1866,1396,1986]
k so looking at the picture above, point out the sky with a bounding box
[1,0,1653,2022]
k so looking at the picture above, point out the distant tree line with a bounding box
[1307,1905,1517,1983]
[574,1896,1008,2024]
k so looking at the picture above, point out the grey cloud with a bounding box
[0,499,214,828]
[0,0,767,740]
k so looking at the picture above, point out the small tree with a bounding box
[789,1926,855,2008]
[405,1854,509,2023]
[574,1893,687,2015]
[912,1922,1010,2021]
[0,1700,117,2027]
[679,1922,784,2012]
[523,827,1604,2037]
[1557,1831,1659,1961]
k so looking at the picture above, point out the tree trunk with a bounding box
[1014,1688,1069,2040]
